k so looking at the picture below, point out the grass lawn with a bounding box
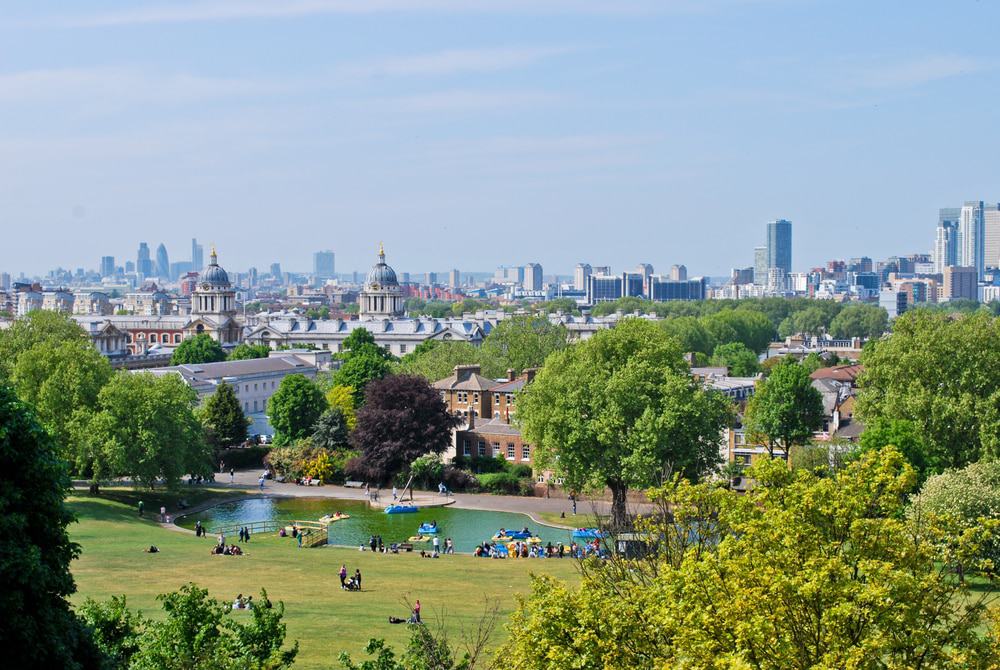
[533,510,600,529]
[68,491,580,668]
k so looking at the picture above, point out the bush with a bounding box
[476,471,523,495]
[442,465,478,492]
[217,446,269,471]
[452,454,507,474]
[264,443,355,483]
[410,454,444,489]
[508,463,533,478]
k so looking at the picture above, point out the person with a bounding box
[258,476,265,491]
[233,594,244,609]
[217,531,225,547]
[354,569,362,591]
[432,535,440,553]
[445,537,454,554]
[279,527,287,537]
[392,486,398,501]
[245,595,253,609]
[245,526,251,543]
[438,482,446,496]
[571,493,577,516]
[239,527,246,543]
[195,520,202,537]
[159,506,166,523]
[297,532,303,548]
[138,500,144,517]
[369,535,377,552]
[144,545,159,553]
[291,525,298,538]
[219,460,225,473]
[339,564,348,590]
[558,543,565,558]
[377,535,384,553]
[413,599,421,623]
[230,467,235,483]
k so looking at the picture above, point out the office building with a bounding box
[313,250,336,279]
[155,243,170,279]
[753,246,768,286]
[648,276,706,301]
[524,263,543,291]
[622,272,644,298]
[573,263,592,291]
[0,272,10,290]
[448,269,460,288]
[731,267,754,285]
[427,272,438,285]
[100,256,115,278]
[847,257,873,273]
[766,219,792,275]
[192,238,204,272]
[983,203,1000,271]
[959,201,984,278]
[592,266,611,276]
[934,220,958,274]
[137,242,153,277]
[670,264,687,281]
[269,263,282,278]
[586,274,622,304]
[944,266,977,301]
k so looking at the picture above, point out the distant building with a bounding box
[359,243,405,319]
[191,238,204,273]
[313,250,336,279]
[753,246,768,286]
[137,242,153,277]
[100,256,115,278]
[983,203,1000,271]
[523,263,543,291]
[669,264,687,281]
[648,276,707,301]
[767,219,792,275]
[155,243,170,279]
[448,269,460,288]
[959,201,985,279]
[622,272,645,298]
[0,272,10,291]
[269,263,282,278]
[573,263,592,291]
[944,265,977,301]
[427,272,438,285]
[731,267,754,285]
[586,273,622,303]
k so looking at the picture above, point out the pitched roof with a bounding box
[810,364,864,384]
[432,365,500,392]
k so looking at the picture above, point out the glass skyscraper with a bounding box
[766,219,792,275]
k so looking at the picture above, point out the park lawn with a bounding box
[534,510,600,529]
[67,493,580,669]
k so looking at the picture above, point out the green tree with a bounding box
[85,372,211,488]
[397,340,483,382]
[200,382,248,450]
[517,318,733,528]
[11,338,112,468]
[701,309,775,353]
[479,316,567,377]
[171,333,226,365]
[228,343,272,361]
[333,353,393,406]
[744,359,824,459]
[856,309,1000,471]
[0,383,102,669]
[659,316,714,356]
[267,374,327,445]
[78,595,146,669]
[708,342,760,376]
[859,417,933,481]
[312,407,350,451]
[325,385,357,430]
[0,310,92,377]
[828,303,888,339]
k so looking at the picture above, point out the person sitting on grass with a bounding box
[144,545,159,553]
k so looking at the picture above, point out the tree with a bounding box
[0,383,102,669]
[397,340,483,382]
[350,374,459,486]
[744,359,824,459]
[228,343,271,361]
[828,303,888,339]
[267,374,327,446]
[659,316,714,356]
[479,316,567,377]
[856,309,1000,472]
[11,338,112,468]
[325,385,357,430]
[171,333,226,365]
[341,328,393,360]
[859,417,933,481]
[708,342,760,376]
[200,382,248,450]
[333,353,392,407]
[498,448,1000,668]
[701,309,775,353]
[312,408,350,451]
[517,318,733,528]
[85,372,211,487]
[78,595,146,669]
[0,310,92,377]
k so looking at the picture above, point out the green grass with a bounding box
[533,510,600,529]
[68,492,580,668]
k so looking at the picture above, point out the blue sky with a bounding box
[2,1,998,278]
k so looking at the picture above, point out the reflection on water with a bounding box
[178,497,572,553]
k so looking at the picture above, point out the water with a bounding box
[178,497,573,553]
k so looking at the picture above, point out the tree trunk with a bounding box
[608,480,629,532]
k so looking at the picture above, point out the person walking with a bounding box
[369,535,377,553]
[195,520,202,537]
[377,535,384,553]
[392,486,398,501]
[230,467,235,483]
[297,532,303,548]
[354,569,362,591]
[138,500,144,517]
[339,564,348,590]
[570,492,577,516]
[432,535,440,554]
[245,526,251,543]
[239,527,245,543]
[413,599,421,623]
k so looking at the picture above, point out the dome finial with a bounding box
[378,240,385,259]
[210,244,217,265]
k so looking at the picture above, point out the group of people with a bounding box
[338,564,363,591]
[212,543,244,556]
[237,526,252,543]
[232,593,254,609]
[367,535,386,552]
[474,540,600,559]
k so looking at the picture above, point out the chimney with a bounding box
[454,364,481,382]
[507,368,516,382]
[467,407,475,429]
[524,368,538,384]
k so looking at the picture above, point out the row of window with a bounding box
[462,439,531,461]
[127,332,183,344]
[235,381,277,394]
[493,392,514,405]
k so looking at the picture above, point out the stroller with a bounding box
[344,576,361,591]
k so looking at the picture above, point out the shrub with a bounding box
[264,443,355,483]
[217,446,269,471]
[410,454,444,489]
[508,463,533,478]
[442,465,478,492]
[476,471,523,495]
[452,454,506,474]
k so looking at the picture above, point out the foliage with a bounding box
[349,374,459,485]
[397,341,484,382]
[332,335,394,406]
[312,408,351,451]
[409,454,445,489]
[533,297,580,315]
[85,372,211,488]
[498,448,1000,668]
[78,595,146,669]
[11,338,112,469]
[479,316,568,377]
[701,308,775,353]
[200,382,248,450]
[301,451,336,482]
[828,303,888,339]
[217,446,270,472]
[708,342,760,376]
[744,359,824,458]
[659,316,713,356]
[264,443,355,483]
[475,471,527,495]
[228,343,272,361]
[859,417,933,481]
[0,309,91,378]
[267,374,327,446]
[856,309,1000,473]
[171,333,226,365]
[0,383,101,669]
[517,318,733,528]
[325,385,357,430]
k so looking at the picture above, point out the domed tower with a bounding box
[193,246,236,319]
[359,242,404,319]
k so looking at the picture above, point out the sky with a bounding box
[2,0,999,278]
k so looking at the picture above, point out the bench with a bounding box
[345,481,365,489]
[398,543,414,552]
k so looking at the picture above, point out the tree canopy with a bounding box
[200,382,248,450]
[828,303,889,339]
[517,318,733,528]
[396,340,484,382]
[332,329,394,405]
[0,310,92,378]
[311,407,350,452]
[267,374,327,445]
[479,316,567,377]
[324,384,357,431]
[744,359,824,458]
[171,334,226,365]
[709,342,760,377]
[227,343,271,361]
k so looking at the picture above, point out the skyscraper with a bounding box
[933,223,957,274]
[448,269,460,288]
[313,250,335,279]
[958,201,984,278]
[669,264,687,281]
[137,242,153,277]
[983,203,1000,272]
[753,246,768,286]
[573,263,592,291]
[524,263,543,291]
[155,243,170,279]
[191,238,204,271]
[766,219,792,275]
[100,256,115,278]
[270,263,282,278]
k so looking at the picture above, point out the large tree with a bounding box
[498,448,1000,667]
[11,338,112,468]
[85,372,211,487]
[325,384,357,430]
[517,318,733,528]
[267,374,327,445]
[171,334,226,365]
[744,359,824,459]
[227,343,271,361]
[828,303,889,339]
[311,407,350,451]
[332,329,394,405]
[0,310,92,377]
[396,340,483,382]
[856,309,1000,471]
[200,382,248,450]
[479,316,567,377]
[350,374,459,486]
[709,342,760,377]
[659,316,714,356]
[0,383,102,669]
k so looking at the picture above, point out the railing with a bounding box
[208,519,329,547]
[293,520,329,548]
[210,520,282,536]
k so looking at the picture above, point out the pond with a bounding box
[177,497,574,553]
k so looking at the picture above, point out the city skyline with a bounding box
[2,2,1000,275]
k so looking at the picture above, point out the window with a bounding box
[457,391,468,404]
[254,383,258,391]
[245,385,249,392]
[149,333,157,343]
[505,393,513,404]
[506,443,515,459]
[174,334,182,343]
[473,392,480,403]
[244,402,249,412]
[463,439,471,457]
[400,344,407,354]
[272,381,275,389]
[492,442,500,457]
[253,400,258,412]
[478,441,486,457]
[521,445,531,460]
[494,393,500,405]
[137,332,145,340]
